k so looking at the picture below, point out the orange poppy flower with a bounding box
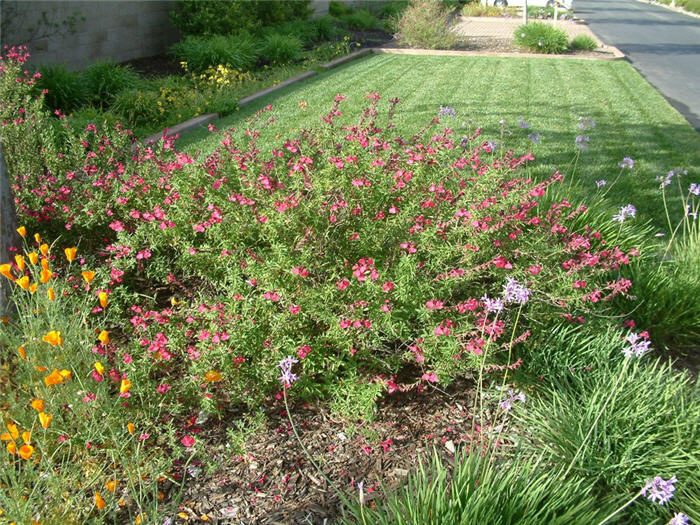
[119,379,131,395]
[35,366,48,372]
[127,422,135,434]
[204,370,222,383]
[21,431,30,444]
[42,331,62,346]
[39,268,52,284]
[16,276,30,290]
[82,270,95,283]
[94,361,105,375]
[29,283,37,294]
[94,491,106,510]
[64,247,77,262]
[38,412,52,429]
[31,399,45,412]
[98,331,109,344]
[48,287,55,301]
[18,444,34,460]
[0,263,13,281]
[14,255,25,271]
[105,480,118,493]
[17,226,27,238]
[99,291,109,308]
[39,244,49,256]
[6,423,19,440]
[59,369,71,380]
[6,441,17,454]
[17,346,26,359]
[44,369,64,386]
[40,258,49,271]
[27,252,39,265]
[34,233,41,243]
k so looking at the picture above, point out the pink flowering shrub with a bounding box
[1,49,639,418]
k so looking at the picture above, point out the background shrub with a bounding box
[395,0,458,49]
[262,34,303,65]
[169,0,312,36]
[169,34,261,73]
[329,0,354,17]
[36,64,86,113]
[514,22,569,54]
[82,60,140,109]
[338,9,380,31]
[570,34,598,51]
[67,106,124,133]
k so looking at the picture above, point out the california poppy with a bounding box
[29,283,37,294]
[0,264,14,281]
[18,444,34,460]
[82,270,95,283]
[59,369,71,380]
[99,291,109,308]
[17,346,26,359]
[64,247,77,262]
[42,331,62,346]
[34,233,41,243]
[39,243,49,256]
[40,258,49,271]
[2,423,19,441]
[40,268,52,284]
[38,413,52,429]
[14,255,25,271]
[30,399,45,412]
[48,287,55,301]
[6,441,16,454]
[204,370,222,383]
[21,431,30,444]
[105,480,117,493]
[17,226,27,238]
[16,276,30,290]
[27,252,38,265]
[98,331,109,344]
[44,369,64,386]
[94,492,106,510]
[127,422,135,434]
[119,379,131,395]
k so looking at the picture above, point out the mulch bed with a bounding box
[174,378,499,524]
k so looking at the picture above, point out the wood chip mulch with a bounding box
[174,379,493,524]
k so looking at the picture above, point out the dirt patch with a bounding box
[173,378,503,523]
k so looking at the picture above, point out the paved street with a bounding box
[576,0,700,131]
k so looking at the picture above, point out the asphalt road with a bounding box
[575,0,700,131]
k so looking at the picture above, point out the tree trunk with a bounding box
[0,142,19,318]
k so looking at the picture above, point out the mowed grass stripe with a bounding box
[180,55,699,230]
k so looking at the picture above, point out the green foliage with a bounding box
[169,0,312,36]
[36,64,86,113]
[82,60,140,109]
[330,376,383,421]
[527,5,572,19]
[169,34,261,73]
[462,3,512,16]
[514,22,569,54]
[570,34,598,51]
[379,0,410,19]
[313,15,343,41]
[395,0,459,49]
[111,86,164,130]
[338,9,380,30]
[516,348,700,523]
[268,19,318,46]
[262,34,304,65]
[67,106,124,133]
[341,449,618,524]
[329,0,355,17]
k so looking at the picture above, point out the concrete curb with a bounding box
[238,71,317,107]
[319,48,373,70]
[373,46,624,60]
[635,0,700,18]
[138,113,219,149]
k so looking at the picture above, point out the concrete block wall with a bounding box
[0,0,180,70]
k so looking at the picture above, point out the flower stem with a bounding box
[596,490,642,525]
[562,358,629,479]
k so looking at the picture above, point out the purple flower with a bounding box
[578,116,596,130]
[686,204,698,220]
[503,277,531,305]
[642,475,678,505]
[596,180,607,188]
[619,157,634,169]
[689,183,700,196]
[486,140,498,152]
[528,132,541,144]
[499,389,526,411]
[517,120,530,129]
[668,513,690,525]
[481,294,504,314]
[278,356,299,387]
[622,332,652,358]
[613,204,637,223]
[438,106,456,118]
[575,135,590,150]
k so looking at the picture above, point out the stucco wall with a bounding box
[0,0,179,69]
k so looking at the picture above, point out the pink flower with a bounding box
[297,345,311,359]
[181,435,196,447]
[425,299,444,310]
[382,281,395,292]
[156,384,171,394]
[289,304,301,315]
[337,278,350,291]
[422,372,439,383]
[292,266,309,277]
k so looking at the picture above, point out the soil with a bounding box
[172,378,510,524]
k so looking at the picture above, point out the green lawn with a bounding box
[180,54,700,232]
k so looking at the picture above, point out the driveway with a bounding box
[575,0,700,131]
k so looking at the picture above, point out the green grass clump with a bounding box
[82,60,140,109]
[169,34,261,73]
[262,33,303,64]
[395,0,458,49]
[514,22,569,54]
[341,449,619,524]
[570,34,598,51]
[338,9,380,30]
[462,3,508,16]
[36,64,86,113]
[329,0,354,17]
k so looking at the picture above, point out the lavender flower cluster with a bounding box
[503,277,531,305]
[499,389,526,411]
[618,157,634,169]
[622,332,652,358]
[613,204,637,223]
[278,356,299,387]
[642,475,678,505]
[438,106,457,118]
